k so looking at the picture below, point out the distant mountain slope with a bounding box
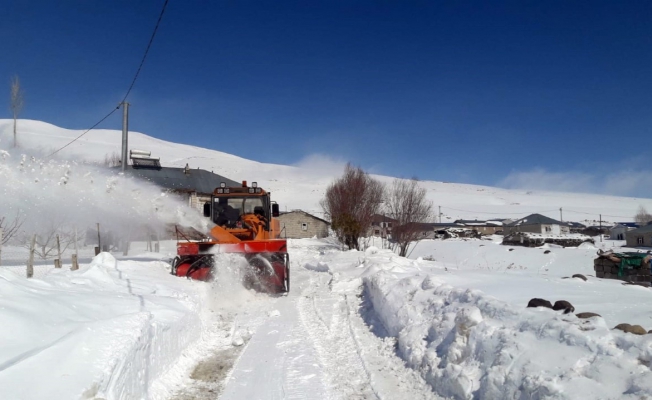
[1,119,650,224]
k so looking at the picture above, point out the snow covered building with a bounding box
[454,219,503,235]
[369,214,398,238]
[625,224,652,247]
[503,214,570,235]
[610,223,638,240]
[276,210,330,239]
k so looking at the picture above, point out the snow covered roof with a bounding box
[455,219,503,227]
[628,224,652,234]
[120,165,239,194]
[614,222,638,228]
[505,213,566,227]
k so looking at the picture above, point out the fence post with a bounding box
[55,234,61,268]
[27,234,35,278]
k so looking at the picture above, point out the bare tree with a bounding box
[0,213,24,245]
[21,220,82,260]
[321,163,384,250]
[385,178,433,256]
[10,75,24,148]
[635,205,652,226]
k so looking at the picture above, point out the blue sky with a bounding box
[3,1,652,196]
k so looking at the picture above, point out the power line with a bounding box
[46,107,119,158]
[45,0,169,159]
[121,0,170,103]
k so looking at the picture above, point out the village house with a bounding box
[610,222,638,240]
[276,210,330,239]
[369,214,398,238]
[503,214,570,235]
[454,219,504,235]
[566,221,587,234]
[625,224,652,247]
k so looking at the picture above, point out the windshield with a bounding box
[213,196,266,226]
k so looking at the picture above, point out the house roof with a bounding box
[614,222,638,228]
[505,213,566,227]
[405,222,464,230]
[372,214,398,223]
[627,224,652,234]
[119,165,239,194]
[566,221,586,228]
[454,219,502,227]
[278,210,331,225]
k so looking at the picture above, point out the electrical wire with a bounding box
[45,0,169,159]
[45,107,119,158]
[121,0,169,104]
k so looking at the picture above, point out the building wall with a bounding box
[505,224,568,235]
[468,225,501,235]
[610,226,632,241]
[626,231,652,247]
[277,212,329,239]
[189,193,212,211]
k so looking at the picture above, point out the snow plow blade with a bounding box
[172,239,290,293]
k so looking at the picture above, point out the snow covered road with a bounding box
[172,239,436,400]
[5,237,652,399]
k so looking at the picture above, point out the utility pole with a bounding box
[599,214,602,242]
[97,223,101,254]
[121,102,130,172]
[559,207,563,222]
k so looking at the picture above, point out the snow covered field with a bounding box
[2,120,652,399]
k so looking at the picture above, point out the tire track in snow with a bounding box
[298,274,378,400]
[297,272,440,400]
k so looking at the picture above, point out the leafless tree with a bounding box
[0,213,24,245]
[634,205,652,226]
[10,75,24,148]
[384,178,433,256]
[321,163,385,250]
[21,220,81,260]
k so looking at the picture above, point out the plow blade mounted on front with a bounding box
[171,239,290,293]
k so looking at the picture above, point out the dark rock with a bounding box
[508,248,514,251]
[576,312,601,319]
[614,323,647,335]
[572,274,587,281]
[553,300,575,314]
[544,250,551,254]
[527,298,553,309]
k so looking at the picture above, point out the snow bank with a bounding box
[362,257,652,399]
[0,253,204,400]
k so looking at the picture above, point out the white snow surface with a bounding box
[3,120,652,399]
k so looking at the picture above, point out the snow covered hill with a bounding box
[1,119,650,224]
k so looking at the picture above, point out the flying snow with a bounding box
[0,149,210,244]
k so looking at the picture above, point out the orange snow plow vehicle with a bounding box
[171,181,289,293]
